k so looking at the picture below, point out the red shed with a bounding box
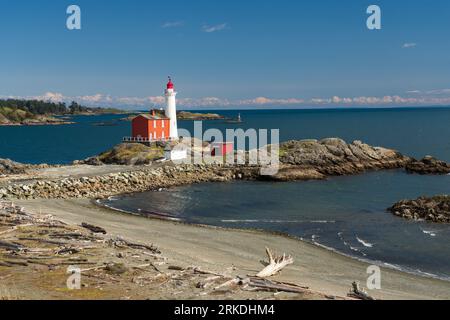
[211,142,234,156]
[131,112,170,141]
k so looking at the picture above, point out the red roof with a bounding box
[134,114,169,121]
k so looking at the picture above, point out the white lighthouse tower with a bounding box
[164,77,178,140]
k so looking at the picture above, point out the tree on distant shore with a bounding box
[0,99,124,123]
[0,99,68,115]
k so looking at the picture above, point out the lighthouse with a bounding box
[165,77,178,139]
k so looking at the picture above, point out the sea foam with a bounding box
[356,236,374,248]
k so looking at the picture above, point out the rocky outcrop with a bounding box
[96,143,165,165]
[405,156,450,175]
[261,165,325,182]
[279,138,410,175]
[0,159,50,176]
[74,156,103,166]
[177,111,224,121]
[388,196,450,223]
[80,138,418,176]
[0,159,28,175]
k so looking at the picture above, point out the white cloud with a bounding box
[78,94,113,103]
[162,21,184,28]
[402,43,417,49]
[3,91,450,109]
[406,90,421,94]
[426,88,450,95]
[202,23,227,33]
[34,92,65,103]
[236,97,305,106]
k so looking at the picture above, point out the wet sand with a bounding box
[16,198,450,300]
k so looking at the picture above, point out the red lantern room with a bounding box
[167,77,174,90]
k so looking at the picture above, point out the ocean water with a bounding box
[1,107,450,164]
[101,171,450,280]
[2,107,450,279]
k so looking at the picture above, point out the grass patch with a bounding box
[98,143,164,165]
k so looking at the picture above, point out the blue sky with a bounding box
[1,0,450,109]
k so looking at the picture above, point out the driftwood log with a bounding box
[256,247,294,278]
[81,223,107,234]
[244,277,309,294]
[347,282,375,300]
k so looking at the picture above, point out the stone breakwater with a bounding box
[0,165,261,200]
[0,138,418,200]
[388,195,450,223]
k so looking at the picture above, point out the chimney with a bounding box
[151,109,156,117]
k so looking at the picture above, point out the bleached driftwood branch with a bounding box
[256,247,294,278]
[347,281,375,300]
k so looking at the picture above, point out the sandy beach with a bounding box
[11,198,450,300]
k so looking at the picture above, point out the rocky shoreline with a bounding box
[388,195,450,223]
[1,138,449,201]
[0,164,258,200]
[0,117,74,126]
[0,138,414,201]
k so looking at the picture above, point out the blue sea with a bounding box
[1,108,450,279]
[2,107,450,164]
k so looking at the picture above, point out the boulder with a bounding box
[405,156,450,175]
[388,195,450,223]
[279,138,409,175]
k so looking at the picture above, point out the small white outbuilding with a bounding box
[164,145,187,161]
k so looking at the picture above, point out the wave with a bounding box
[356,236,374,248]
[310,235,337,252]
[416,269,440,278]
[421,229,437,237]
[310,232,449,282]
[311,220,336,224]
[98,201,182,222]
[220,219,335,224]
[338,232,367,256]
[383,262,403,271]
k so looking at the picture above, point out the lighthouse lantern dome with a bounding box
[167,77,174,90]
